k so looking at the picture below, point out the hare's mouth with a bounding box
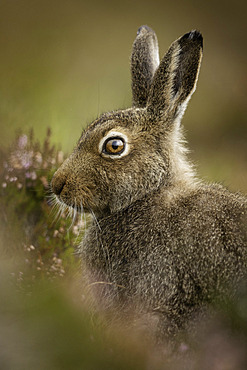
[55,194,85,213]
[50,194,86,223]
[48,193,88,234]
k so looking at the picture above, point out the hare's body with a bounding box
[82,183,247,335]
[52,26,247,339]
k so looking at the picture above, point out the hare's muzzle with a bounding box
[51,171,66,196]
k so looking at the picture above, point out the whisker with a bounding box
[89,207,111,278]
[80,201,83,229]
[83,207,87,232]
[90,208,101,231]
[48,192,89,252]
[48,194,66,226]
[73,200,77,224]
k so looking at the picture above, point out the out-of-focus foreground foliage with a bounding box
[0,129,81,283]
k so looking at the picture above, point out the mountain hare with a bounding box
[52,26,247,339]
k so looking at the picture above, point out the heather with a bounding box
[0,129,82,283]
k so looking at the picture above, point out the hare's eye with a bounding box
[103,137,125,155]
[99,131,129,158]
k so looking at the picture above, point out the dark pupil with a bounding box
[112,140,120,150]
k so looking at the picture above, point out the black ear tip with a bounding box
[182,30,203,48]
[137,25,154,36]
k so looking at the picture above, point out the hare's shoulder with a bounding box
[86,184,247,234]
[188,184,247,215]
[159,183,247,224]
[120,184,247,245]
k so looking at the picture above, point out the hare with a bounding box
[51,26,247,340]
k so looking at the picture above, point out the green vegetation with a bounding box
[0,129,81,284]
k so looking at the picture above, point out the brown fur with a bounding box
[51,26,247,340]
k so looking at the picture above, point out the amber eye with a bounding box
[103,137,125,155]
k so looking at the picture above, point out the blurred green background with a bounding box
[0,0,246,192]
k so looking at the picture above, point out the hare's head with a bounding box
[51,26,203,216]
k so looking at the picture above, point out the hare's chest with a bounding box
[82,216,172,286]
[84,228,141,274]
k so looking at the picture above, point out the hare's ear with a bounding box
[147,30,203,123]
[131,25,160,108]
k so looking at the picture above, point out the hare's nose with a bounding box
[51,172,66,196]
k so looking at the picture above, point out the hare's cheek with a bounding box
[57,181,75,205]
[70,179,105,211]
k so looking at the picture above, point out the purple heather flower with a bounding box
[30,171,37,180]
[18,134,28,149]
[9,176,18,182]
[35,152,42,164]
[22,152,33,169]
